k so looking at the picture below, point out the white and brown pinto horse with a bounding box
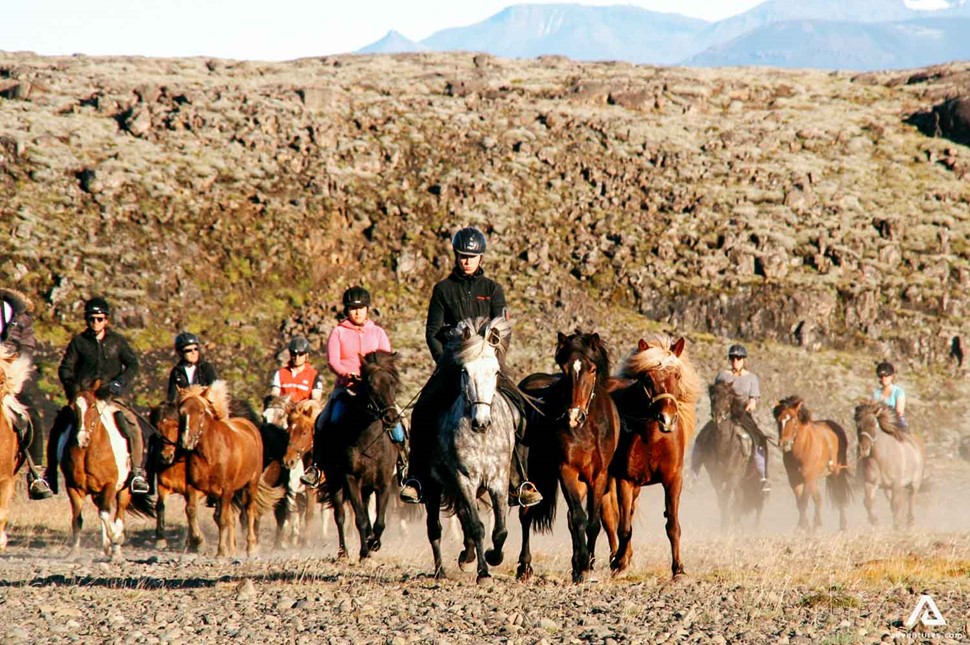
[0,346,31,551]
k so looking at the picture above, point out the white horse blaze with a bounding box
[75,397,90,447]
[572,359,582,377]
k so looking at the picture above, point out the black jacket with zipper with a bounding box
[425,266,507,363]
[58,328,139,400]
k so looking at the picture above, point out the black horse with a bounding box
[314,350,401,560]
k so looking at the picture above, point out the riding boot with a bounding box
[754,443,770,493]
[43,406,73,495]
[393,434,409,486]
[508,442,542,508]
[114,411,149,495]
[145,435,159,496]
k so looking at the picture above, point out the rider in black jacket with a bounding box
[400,227,542,507]
[166,331,218,402]
[39,297,149,496]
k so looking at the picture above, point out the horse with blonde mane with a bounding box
[605,335,701,580]
[0,346,32,550]
[854,401,925,529]
[178,381,282,557]
[61,379,155,558]
[149,401,206,551]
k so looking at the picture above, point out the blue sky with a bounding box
[1,0,769,61]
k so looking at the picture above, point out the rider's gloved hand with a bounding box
[107,380,124,396]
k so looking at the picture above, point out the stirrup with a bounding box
[300,466,321,488]
[511,482,542,508]
[129,473,150,495]
[399,479,422,504]
[28,476,54,500]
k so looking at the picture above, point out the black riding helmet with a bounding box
[288,335,311,355]
[175,331,201,353]
[84,296,111,317]
[452,226,487,256]
[343,286,371,309]
[727,344,748,359]
[876,361,895,377]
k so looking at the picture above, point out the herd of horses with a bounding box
[0,324,928,581]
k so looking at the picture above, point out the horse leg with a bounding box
[368,486,390,553]
[584,472,610,575]
[890,483,904,530]
[863,482,878,526]
[793,482,809,531]
[155,485,169,549]
[484,487,509,568]
[664,476,686,579]
[185,487,205,552]
[906,485,916,529]
[345,478,373,560]
[0,477,15,551]
[274,485,291,550]
[611,479,639,575]
[560,469,590,583]
[454,476,489,581]
[331,487,349,559]
[424,485,445,579]
[95,490,116,558]
[516,507,535,581]
[452,496,478,571]
[810,479,823,532]
[67,488,84,557]
[600,479,619,566]
[245,481,259,558]
[215,495,231,557]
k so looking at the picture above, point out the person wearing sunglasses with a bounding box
[873,361,908,430]
[39,296,148,496]
[268,335,323,403]
[166,331,218,403]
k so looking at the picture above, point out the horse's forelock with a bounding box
[362,350,400,388]
[773,395,810,422]
[293,398,322,420]
[855,400,903,440]
[556,331,611,377]
[0,346,32,398]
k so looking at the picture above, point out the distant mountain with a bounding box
[355,1,970,70]
[357,30,427,55]
[687,17,970,69]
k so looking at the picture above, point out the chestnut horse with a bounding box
[854,401,925,529]
[0,347,31,551]
[178,382,282,557]
[149,402,205,551]
[276,398,321,547]
[62,382,154,558]
[773,396,852,532]
[606,335,701,580]
[518,331,621,583]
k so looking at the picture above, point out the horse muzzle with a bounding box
[567,407,588,429]
[781,440,794,453]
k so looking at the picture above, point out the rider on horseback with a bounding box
[39,297,149,496]
[301,286,408,486]
[0,287,51,499]
[399,226,542,507]
[691,344,771,492]
[873,361,908,430]
[268,335,324,403]
[166,331,218,402]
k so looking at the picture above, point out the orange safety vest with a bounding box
[276,365,320,402]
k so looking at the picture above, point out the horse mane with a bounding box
[361,350,400,386]
[443,316,512,367]
[179,381,231,420]
[556,329,611,378]
[710,380,747,419]
[292,398,323,420]
[0,345,31,421]
[0,288,34,313]
[773,395,812,423]
[150,401,179,426]
[618,333,701,442]
[854,400,905,441]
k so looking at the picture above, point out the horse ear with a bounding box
[487,327,502,348]
[637,338,649,352]
[671,337,686,357]
[590,333,601,349]
[557,332,568,348]
[462,325,473,341]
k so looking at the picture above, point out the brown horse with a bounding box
[62,382,154,558]
[275,398,322,547]
[773,396,853,532]
[0,347,31,551]
[693,380,766,527]
[518,331,621,583]
[606,335,701,580]
[854,401,925,529]
[178,382,281,557]
[149,401,205,551]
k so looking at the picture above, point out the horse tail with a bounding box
[127,493,157,519]
[525,435,559,533]
[235,471,287,516]
[825,420,853,508]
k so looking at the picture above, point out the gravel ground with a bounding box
[1,463,968,644]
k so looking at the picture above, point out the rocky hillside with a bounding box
[2,52,970,437]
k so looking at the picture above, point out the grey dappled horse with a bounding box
[854,401,926,529]
[424,316,519,582]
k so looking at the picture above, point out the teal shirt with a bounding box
[872,384,904,410]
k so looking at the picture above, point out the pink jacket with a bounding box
[327,319,391,387]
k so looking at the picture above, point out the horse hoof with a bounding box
[359,550,370,561]
[484,549,503,567]
[458,549,475,569]
[572,569,591,584]
[670,572,691,585]
[155,539,168,550]
[476,572,493,585]
[336,549,348,560]
[433,567,447,580]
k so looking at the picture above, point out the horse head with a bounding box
[177,383,231,450]
[262,395,293,430]
[854,401,900,458]
[773,395,807,453]
[72,380,105,449]
[150,402,181,465]
[450,317,509,432]
[555,330,610,430]
[358,350,401,427]
[616,335,699,438]
[284,399,321,469]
